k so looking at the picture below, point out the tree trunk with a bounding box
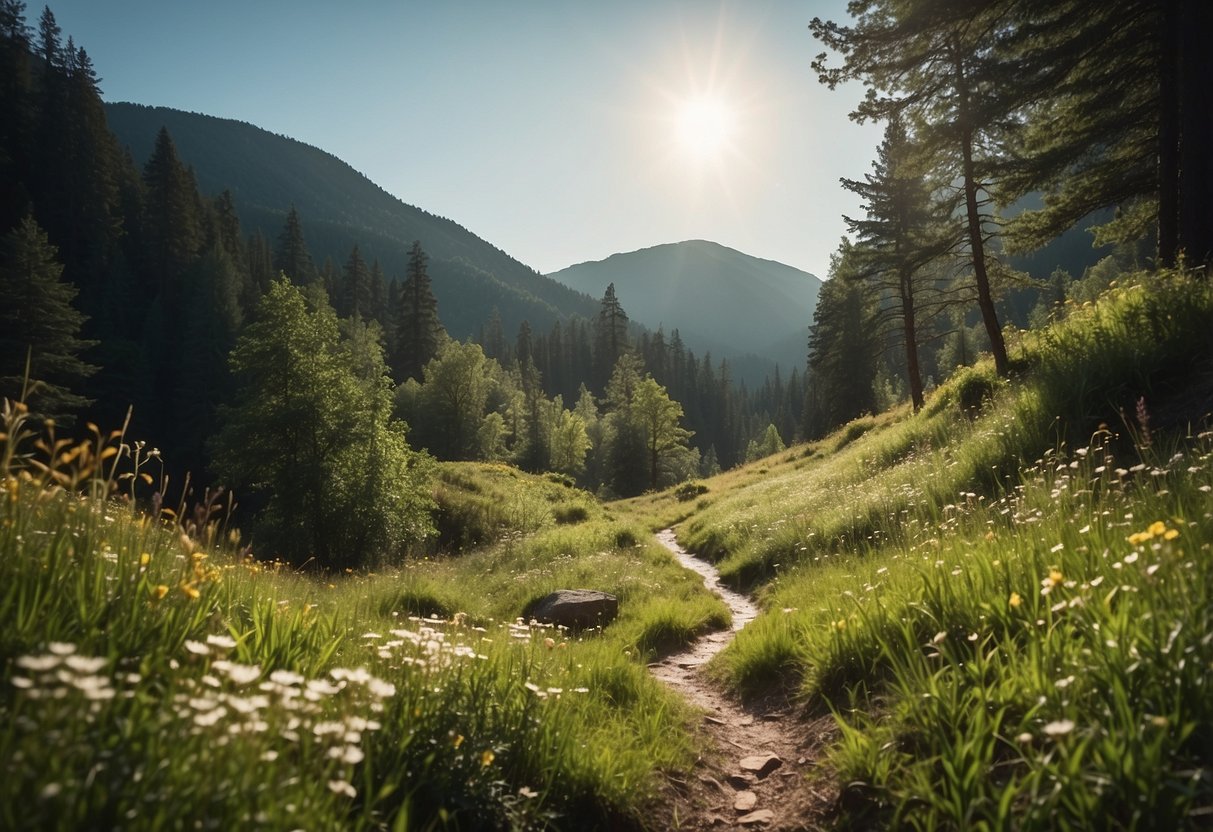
[900,267,924,411]
[1158,0,1180,267]
[954,49,1009,376]
[1178,0,1213,270]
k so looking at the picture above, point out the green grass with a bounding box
[648,270,1213,827]
[0,406,727,831]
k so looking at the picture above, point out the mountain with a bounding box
[548,240,821,377]
[103,103,600,339]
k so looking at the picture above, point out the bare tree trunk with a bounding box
[954,49,1009,376]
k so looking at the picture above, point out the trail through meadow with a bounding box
[648,530,838,830]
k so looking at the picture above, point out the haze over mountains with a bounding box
[549,241,820,376]
[105,103,818,379]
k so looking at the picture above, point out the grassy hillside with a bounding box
[0,417,727,830]
[103,102,600,339]
[626,269,1213,827]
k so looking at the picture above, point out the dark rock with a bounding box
[528,589,618,629]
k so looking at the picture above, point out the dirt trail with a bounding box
[648,529,837,831]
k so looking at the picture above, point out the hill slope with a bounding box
[104,102,600,339]
[548,240,821,374]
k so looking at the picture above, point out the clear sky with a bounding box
[43,0,880,280]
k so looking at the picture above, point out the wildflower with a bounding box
[180,582,200,600]
[152,584,169,600]
[206,634,237,650]
[453,734,465,749]
[931,631,948,645]
[327,779,357,798]
[1009,592,1022,609]
[833,619,847,632]
[481,750,495,767]
[17,655,60,671]
[1015,732,1033,745]
[184,640,210,656]
[1043,719,1075,738]
[1163,528,1180,541]
[519,786,539,799]
[544,637,556,650]
[48,642,76,656]
[139,552,151,566]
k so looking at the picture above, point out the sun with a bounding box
[675,96,736,161]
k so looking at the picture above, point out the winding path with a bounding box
[648,529,837,830]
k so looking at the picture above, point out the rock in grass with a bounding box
[528,589,618,629]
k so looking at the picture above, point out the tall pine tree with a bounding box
[392,240,442,382]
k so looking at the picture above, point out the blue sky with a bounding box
[44,0,879,280]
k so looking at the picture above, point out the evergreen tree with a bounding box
[273,206,316,286]
[812,1,1011,374]
[804,246,880,438]
[841,118,955,410]
[140,126,201,297]
[997,0,1213,268]
[393,240,443,382]
[593,283,629,391]
[341,243,370,319]
[0,215,97,420]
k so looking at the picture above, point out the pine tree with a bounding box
[841,119,956,410]
[804,245,879,438]
[0,215,97,420]
[341,244,370,319]
[140,126,201,297]
[812,1,1011,374]
[393,240,443,382]
[273,205,316,286]
[593,283,629,391]
[998,0,1213,268]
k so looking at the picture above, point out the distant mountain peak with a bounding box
[548,240,820,378]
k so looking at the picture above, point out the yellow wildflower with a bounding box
[1163,528,1180,541]
[453,734,465,749]
[139,552,151,566]
[1009,592,1022,609]
[1048,568,1064,585]
[480,750,495,767]
[180,582,200,600]
[151,584,169,600]
[1147,521,1167,537]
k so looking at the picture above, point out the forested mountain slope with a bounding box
[104,102,600,338]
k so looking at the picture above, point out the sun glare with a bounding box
[675,96,735,160]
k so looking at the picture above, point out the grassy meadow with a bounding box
[4,268,1212,830]
[635,270,1213,827]
[0,406,727,831]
